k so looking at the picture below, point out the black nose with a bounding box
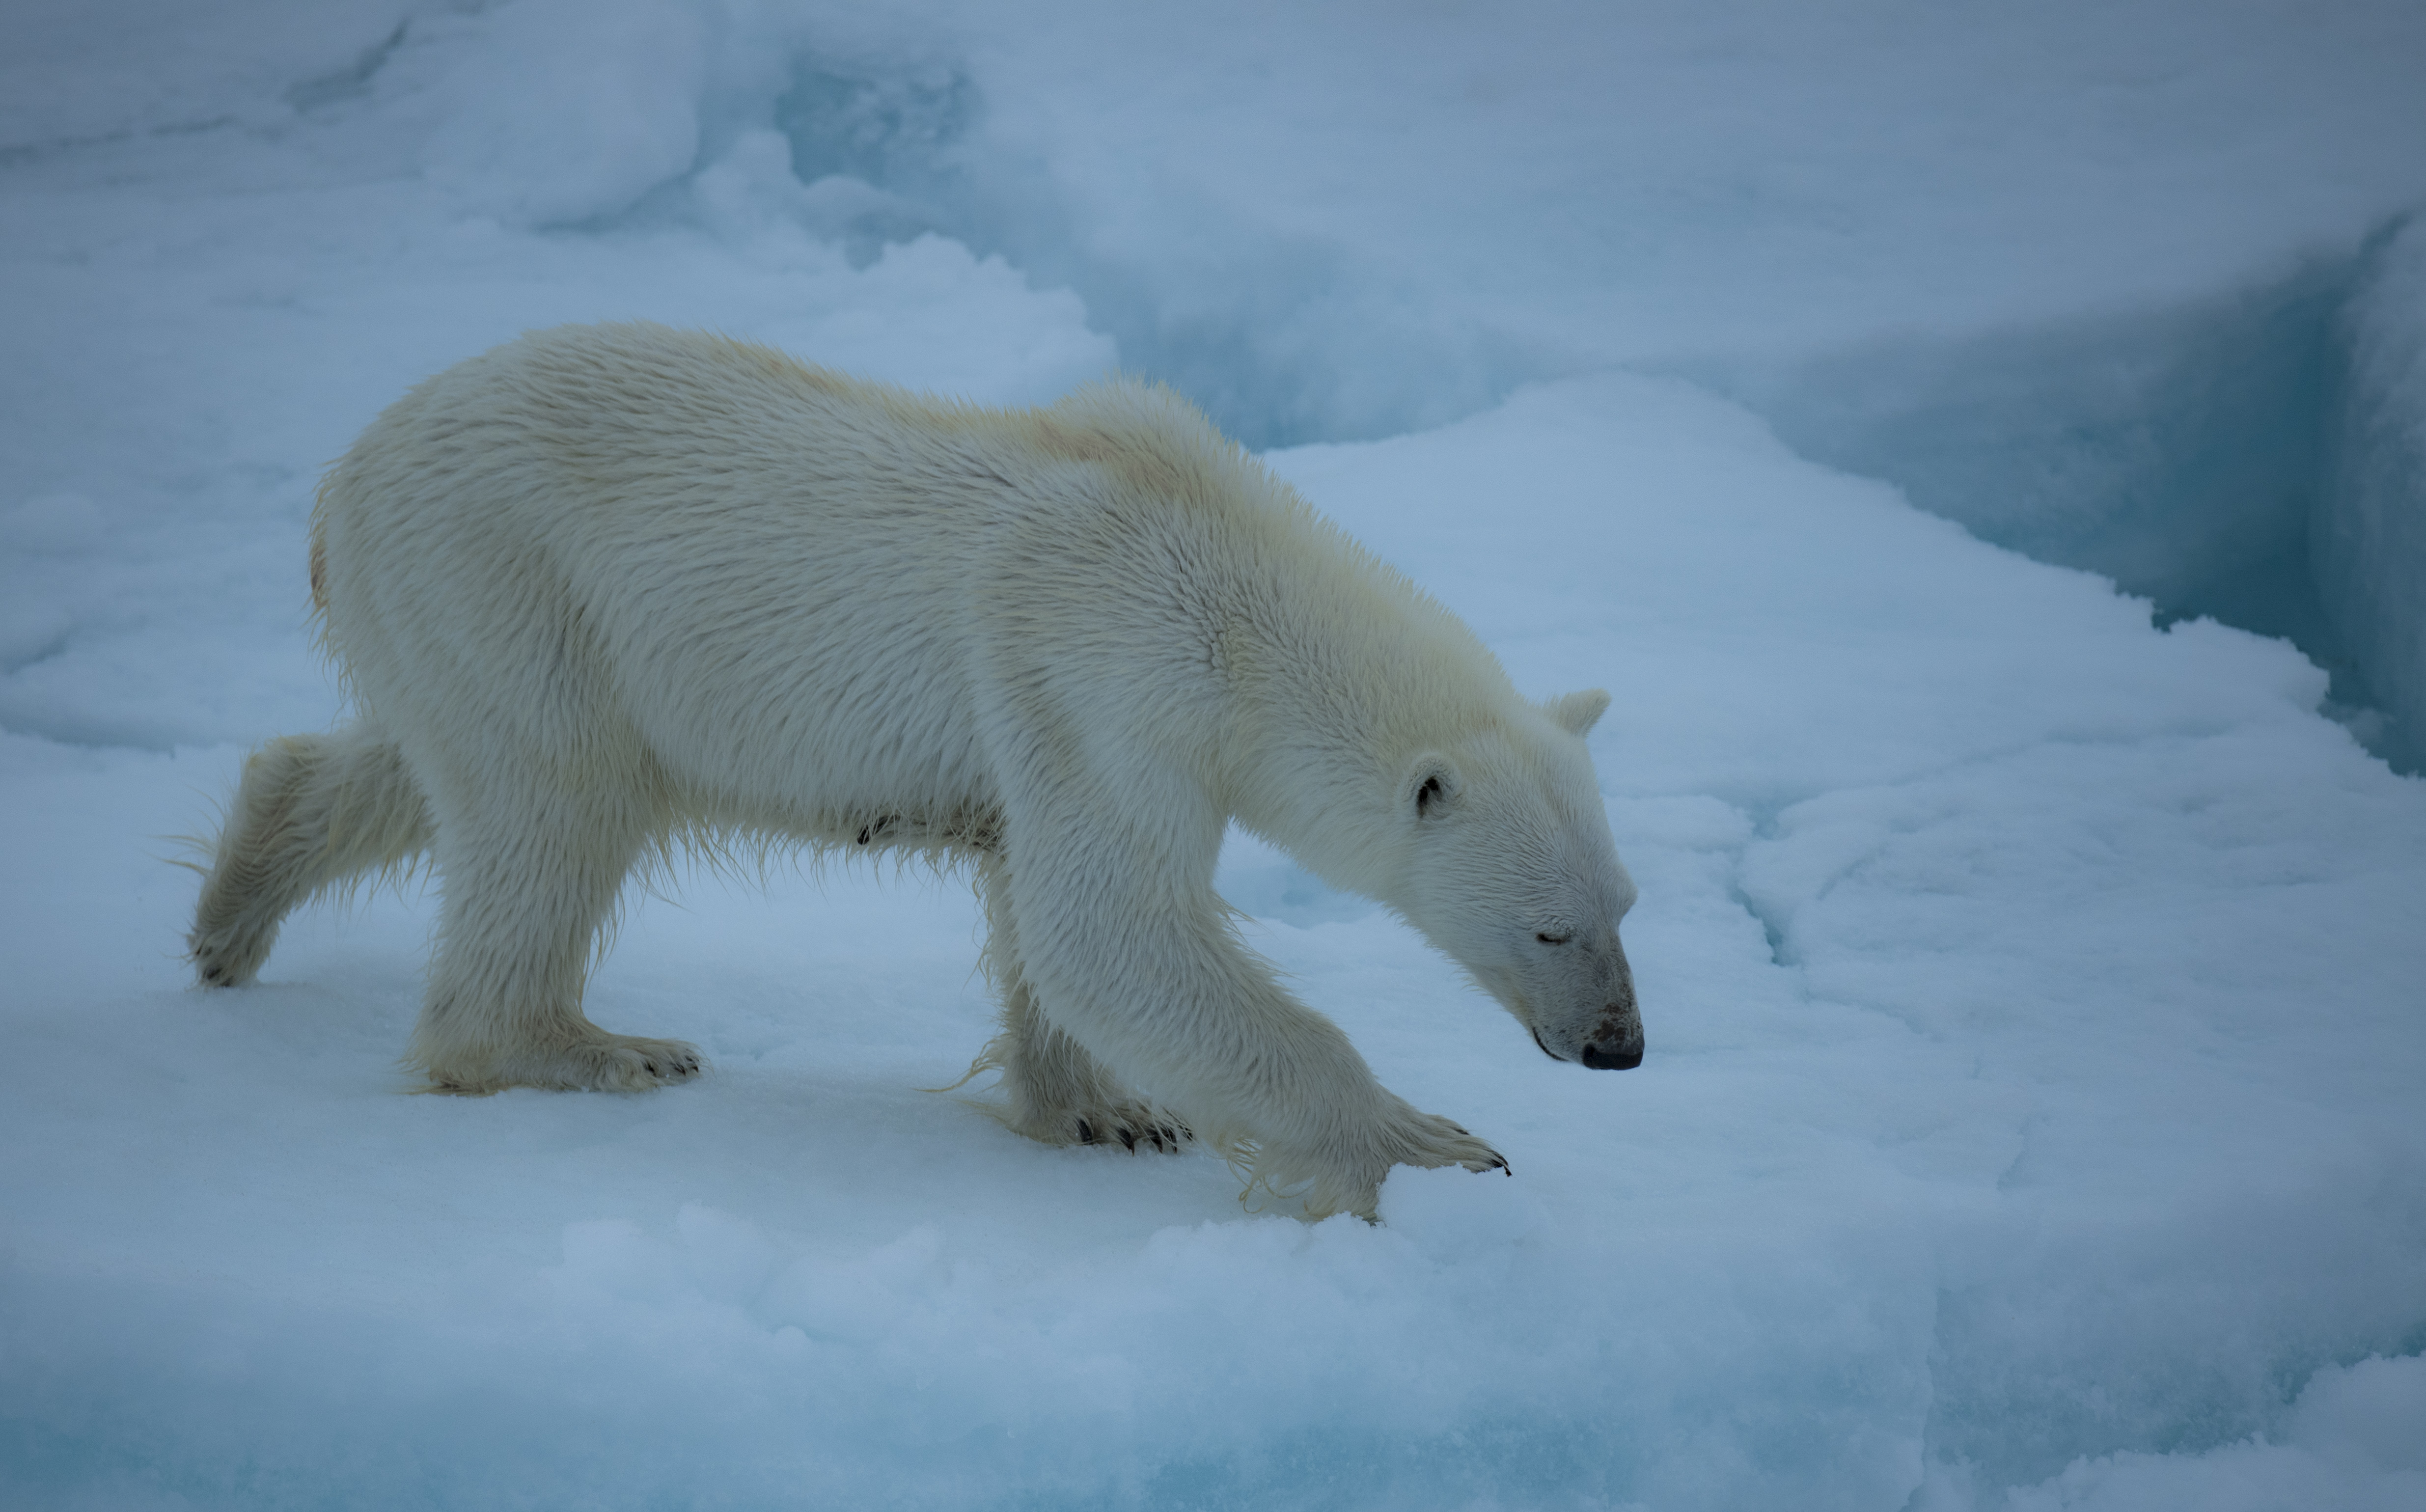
[1580,1041,1643,1071]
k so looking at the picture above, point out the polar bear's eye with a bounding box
[1535,932,1572,945]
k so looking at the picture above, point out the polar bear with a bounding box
[189,322,1644,1219]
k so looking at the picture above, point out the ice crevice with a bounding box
[1708,216,2426,774]
[1721,799,1798,970]
[284,18,410,115]
[1727,873,1792,970]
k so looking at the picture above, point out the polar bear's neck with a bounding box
[1022,375,1524,907]
[1209,490,1519,904]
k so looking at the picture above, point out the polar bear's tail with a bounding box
[189,722,432,988]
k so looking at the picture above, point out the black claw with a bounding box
[1076,1118,1096,1145]
[1118,1127,1136,1151]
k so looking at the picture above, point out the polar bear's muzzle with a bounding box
[1578,999,1646,1069]
[1530,1017,1645,1070]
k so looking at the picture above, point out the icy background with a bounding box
[5,2,2426,1508]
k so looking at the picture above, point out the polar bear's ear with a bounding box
[1548,688,1612,738]
[1406,754,1464,819]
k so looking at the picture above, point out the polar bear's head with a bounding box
[1393,689,1645,1070]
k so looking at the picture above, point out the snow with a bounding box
[5,3,2425,1508]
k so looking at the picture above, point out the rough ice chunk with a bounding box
[2320,218,2426,770]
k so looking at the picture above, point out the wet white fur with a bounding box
[189,322,1641,1219]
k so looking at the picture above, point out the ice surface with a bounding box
[5,3,2426,1509]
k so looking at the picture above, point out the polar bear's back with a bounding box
[309,321,1512,860]
[307,323,1348,840]
[313,325,1061,830]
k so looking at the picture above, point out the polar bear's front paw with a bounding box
[563,1034,706,1092]
[1258,1105,1507,1221]
[1395,1110,1509,1176]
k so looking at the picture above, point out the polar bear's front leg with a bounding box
[406,766,702,1094]
[993,767,1504,1219]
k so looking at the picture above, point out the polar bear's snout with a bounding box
[1515,939,1645,1069]
[1583,967,1646,1069]
[1562,986,1644,1070]
[1534,1010,1644,1070]
[1579,1014,1645,1071]
[1536,935,1644,1069]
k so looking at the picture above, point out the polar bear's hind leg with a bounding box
[968,854,1189,1152]
[971,985,1191,1153]
[190,724,433,988]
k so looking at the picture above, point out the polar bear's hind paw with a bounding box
[190,926,272,990]
[1072,1101,1193,1160]
[1071,1104,1192,1154]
